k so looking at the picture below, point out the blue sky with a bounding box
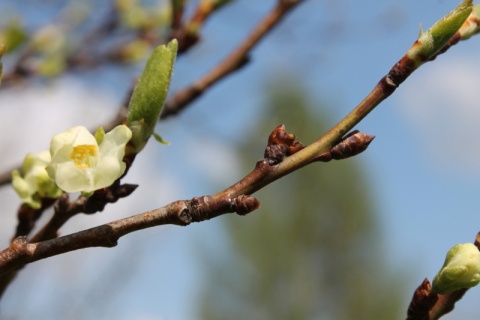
[1,0,480,319]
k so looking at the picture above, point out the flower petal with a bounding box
[99,125,132,157]
[50,126,97,156]
[51,162,93,193]
[94,156,126,189]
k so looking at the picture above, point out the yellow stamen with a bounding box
[70,145,98,168]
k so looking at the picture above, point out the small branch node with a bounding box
[11,236,29,253]
[385,75,397,88]
[231,195,260,216]
[264,124,305,165]
[406,278,438,320]
[178,206,192,225]
[55,193,71,213]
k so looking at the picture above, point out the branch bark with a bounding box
[0,194,259,276]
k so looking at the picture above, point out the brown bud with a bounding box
[115,183,138,198]
[264,125,305,165]
[406,279,438,320]
[232,195,260,216]
[316,131,375,162]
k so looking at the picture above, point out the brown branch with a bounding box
[0,194,259,276]
[0,182,137,298]
[12,198,56,240]
[170,0,186,30]
[161,0,303,119]
[428,289,467,320]
[170,0,232,53]
[406,279,438,320]
[405,280,468,320]
[30,182,137,242]
[0,124,372,277]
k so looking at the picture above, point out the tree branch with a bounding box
[170,0,233,53]
[160,0,303,118]
[0,194,259,276]
[0,126,372,276]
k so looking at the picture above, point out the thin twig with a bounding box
[170,0,232,53]
[161,0,302,119]
[428,289,467,320]
[0,194,259,276]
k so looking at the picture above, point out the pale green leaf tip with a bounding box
[411,0,472,62]
[418,23,424,37]
[427,0,472,42]
[153,132,170,145]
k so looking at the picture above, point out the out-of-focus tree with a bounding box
[198,80,404,319]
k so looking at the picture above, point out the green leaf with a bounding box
[0,19,28,53]
[126,39,177,153]
[94,126,105,145]
[427,0,472,46]
[152,132,170,145]
[409,0,472,64]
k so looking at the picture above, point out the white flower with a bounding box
[431,243,480,294]
[11,151,62,209]
[46,125,132,193]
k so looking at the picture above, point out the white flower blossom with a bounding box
[11,151,62,209]
[46,125,132,193]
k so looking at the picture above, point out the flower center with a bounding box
[70,145,98,169]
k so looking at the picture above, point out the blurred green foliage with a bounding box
[198,78,404,319]
[0,19,27,54]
